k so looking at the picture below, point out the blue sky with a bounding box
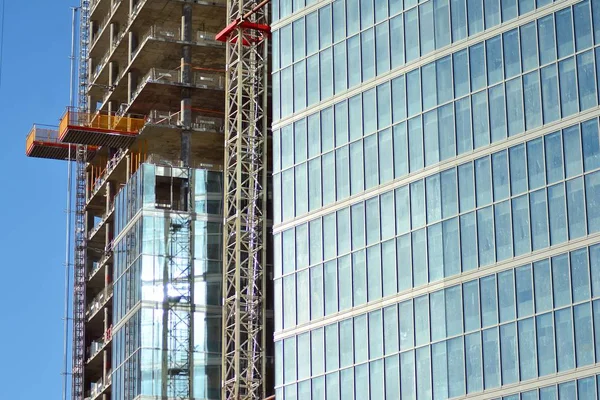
[0,1,75,398]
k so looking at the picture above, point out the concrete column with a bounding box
[129,0,135,15]
[90,20,97,41]
[109,22,119,52]
[128,31,137,63]
[108,61,118,86]
[88,58,94,81]
[88,95,96,114]
[180,4,192,170]
[127,70,138,104]
[107,101,116,118]
[106,182,111,215]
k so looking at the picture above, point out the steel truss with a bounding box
[218,0,269,398]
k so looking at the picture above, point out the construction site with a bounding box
[25,0,272,399]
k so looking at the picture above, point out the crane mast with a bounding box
[216,1,270,399]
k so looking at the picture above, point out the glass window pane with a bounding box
[367,245,382,301]
[339,255,352,310]
[424,111,439,167]
[472,91,490,149]
[585,172,600,233]
[455,98,473,154]
[518,318,537,381]
[324,261,338,315]
[470,43,486,91]
[401,351,416,399]
[390,15,405,68]
[439,104,456,161]
[521,22,538,72]
[571,248,591,302]
[509,144,527,195]
[578,50,598,111]
[512,195,531,256]
[481,275,498,327]
[516,265,534,317]
[574,302,594,367]
[451,0,467,42]
[350,141,364,196]
[405,8,419,62]
[383,305,398,355]
[489,84,507,143]
[582,119,600,172]
[486,36,503,85]
[495,200,512,261]
[415,295,430,346]
[339,319,353,368]
[369,310,383,359]
[382,239,397,297]
[461,212,478,272]
[530,189,549,251]
[523,70,542,131]
[464,280,481,332]
[412,229,428,286]
[527,138,546,190]
[504,29,520,78]
[541,64,560,124]
[534,259,553,313]
[555,307,575,372]
[559,58,579,117]
[556,8,575,58]
[563,126,583,178]
[567,177,587,240]
[416,347,432,400]
[475,157,492,206]
[538,15,556,65]
[399,300,415,350]
[347,35,361,88]
[506,76,524,136]
[454,49,470,97]
[552,254,571,308]
[498,270,516,323]
[500,323,518,385]
[468,0,483,35]
[466,332,483,393]
[396,185,411,234]
[483,327,500,389]
[353,250,367,306]
[548,183,567,245]
[536,312,556,376]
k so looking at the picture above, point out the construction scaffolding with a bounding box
[216,0,270,398]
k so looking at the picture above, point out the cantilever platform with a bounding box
[58,108,145,147]
[25,125,97,161]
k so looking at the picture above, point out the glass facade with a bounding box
[272,0,600,398]
[110,164,223,400]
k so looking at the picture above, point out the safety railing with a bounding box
[60,107,146,136]
[132,68,224,100]
[88,202,115,240]
[146,110,224,132]
[25,125,60,152]
[86,284,114,319]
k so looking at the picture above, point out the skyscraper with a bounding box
[271,0,600,398]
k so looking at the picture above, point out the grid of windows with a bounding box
[272,0,591,120]
[272,0,600,398]
[275,372,600,400]
[274,116,600,330]
[273,1,600,224]
[275,244,600,398]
